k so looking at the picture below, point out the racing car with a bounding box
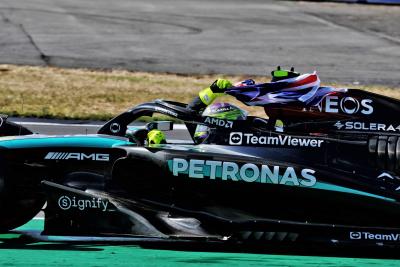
[1,74,400,249]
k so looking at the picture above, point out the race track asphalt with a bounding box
[0,0,399,86]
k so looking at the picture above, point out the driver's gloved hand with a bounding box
[187,78,232,112]
[209,79,233,93]
[199,79,233,106]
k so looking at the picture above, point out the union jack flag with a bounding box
[226,72,346,107]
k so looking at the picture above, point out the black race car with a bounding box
[1,86,400,250]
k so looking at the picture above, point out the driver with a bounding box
[146,67,300,145]
[146,78,236,146]
[146,78,235,146]
[193,102,248,144]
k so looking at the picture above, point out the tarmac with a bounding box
[0,0,399,86]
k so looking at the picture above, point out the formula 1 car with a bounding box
[1,81,400,249]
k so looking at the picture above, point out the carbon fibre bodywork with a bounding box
[1,89,400,249]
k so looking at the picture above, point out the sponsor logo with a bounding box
[169,158,316,187]
[350,232,400,242]
[350,232,362,240]
[333,121,345,129]
[216,107,233,112]
[377,172,394,180]
[45,152,110,161]
[110,123,121,133]
[229,132,324,147]
[204,117,233,128]
[319,96,373,115]
[58,195,109,211]
[229,132,243,145]
[155,107,178,117]
[377,173,400,191]
[334,121,400,132]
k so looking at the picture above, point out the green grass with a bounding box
[0,64,399,120]
[0,218,397,267]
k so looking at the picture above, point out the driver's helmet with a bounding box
[194,102,248,143]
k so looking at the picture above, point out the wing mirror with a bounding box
[146,121,174,131]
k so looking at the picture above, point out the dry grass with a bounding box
[0,64,399,120]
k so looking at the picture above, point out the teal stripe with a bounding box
[314,182,396,202]
[0,136,132,149]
